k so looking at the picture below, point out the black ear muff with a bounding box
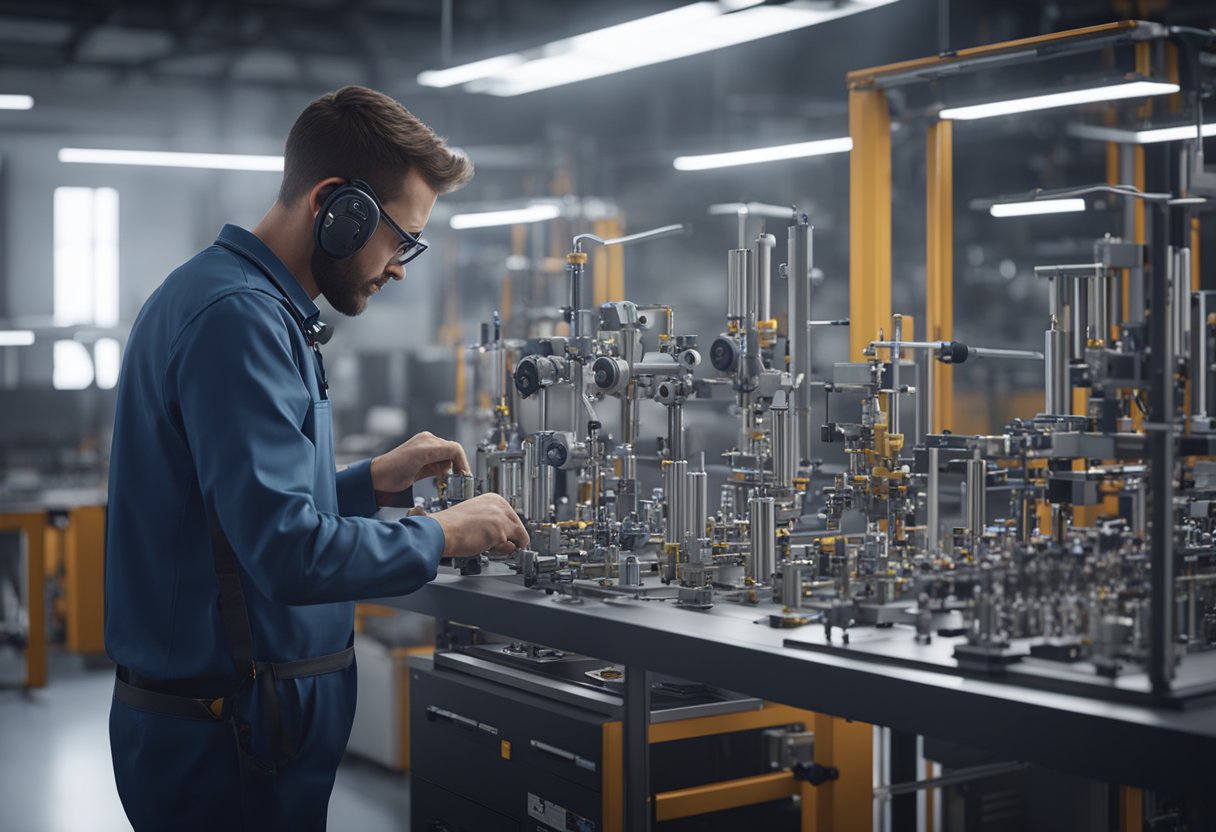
[314,181,381,259]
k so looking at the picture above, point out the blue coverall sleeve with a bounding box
[166,292,445,605]
[336,459,378,517]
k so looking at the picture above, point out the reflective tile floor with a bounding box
[0,649,410,831]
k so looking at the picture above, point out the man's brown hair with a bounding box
[279,85,473,205]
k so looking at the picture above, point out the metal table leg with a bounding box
[624,665,651,831]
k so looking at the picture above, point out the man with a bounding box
[105,85,528,830]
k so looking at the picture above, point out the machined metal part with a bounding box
[754,233,776,323]
[771,403,796,488]
[787,220,814,463]
[727,248,751,321]
[749,496,777,585]
[688,470,708,544]
[1045,316,1068,415]
[665,460,687,549]
[965,451,985,550]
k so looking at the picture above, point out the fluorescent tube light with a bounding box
[989,198,1086,217]
[0,330,35,346]
[675,137,852,171]
[418,55,527,88]
[421,1,897,96]
[1134,122,1216,144]
[59,148,284,171]
[450,204,562,230]
[940,80,1179,121]
[0,94,34,110]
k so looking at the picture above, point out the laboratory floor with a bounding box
[0,649,411,831]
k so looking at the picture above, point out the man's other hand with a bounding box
[431,494,530,557]
[371,431,471,496]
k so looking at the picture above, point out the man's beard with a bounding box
[311,246,374,317]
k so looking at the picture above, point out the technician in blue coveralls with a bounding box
[104,85,529,831]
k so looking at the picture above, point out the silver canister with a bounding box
[771,404,796,488]
[780,561,809,609]
[664,460,688,547]
[727,248,752,322]
[748,496,776,584]
[687,471,708,542]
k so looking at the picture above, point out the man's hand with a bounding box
[371,431,471,497]
[430,494,530,557]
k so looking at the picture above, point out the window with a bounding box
[53,186,119,327]
[53,187,120,390]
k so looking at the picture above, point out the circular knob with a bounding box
[710,337,738,372]
[514,358,541,397]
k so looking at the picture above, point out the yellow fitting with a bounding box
[758,319,778,331]
[727,321,740,333]
[567,252,588,265]
[659,333,671,342]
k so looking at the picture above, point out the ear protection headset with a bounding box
[313,179,382,259]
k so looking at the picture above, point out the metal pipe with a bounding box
[1071,274,1088,359]
[771,404,796,488]
[667,401,685,462]
[916,348,932,445]
[781,561,808,609]
[1045,316,1068,415]
[688,471,708,543]
[927,446,940,554]
[727,249,750,321]
[749,496,776,584]
[965,451,986,550]
[498,459,523,512]
[1192,292,1213,417]
[787,220,814,463]
[1088,267,1109,344]
[873,762,1030,800]
[1173,247,1192,361]
[664,461,687,548]
[521,437,538,520]
[754,232,775,322]
[890,314,903,436]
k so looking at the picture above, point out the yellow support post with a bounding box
[849,85,892,360]
[926,119,954,432]
[64,505,105,654]
[814,714,874,832]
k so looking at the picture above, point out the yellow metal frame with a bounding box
[600,701,862,832]
[1,512,48,687]
[849,19,1155,431]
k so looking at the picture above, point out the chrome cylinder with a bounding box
[781,561,808,609]
[664,461,687,547]
[498,459,523,512]
[667,401,685,462]
[787,221,814,461]
[621,554,642,588]
[1173,247,1192,362]
[688,471,708,541]
[1045,318,1068,415]
[754,233,775,322]
[727,249,751,321]
[1192,292,1214,417]
[1088,269,1110,344]
[771,405,795,488]
[748,496,776,584]
[927,446,940,554]
[521,437,538,520]
[965,453,986,547]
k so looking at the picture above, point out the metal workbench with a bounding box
[381,569,1216,796]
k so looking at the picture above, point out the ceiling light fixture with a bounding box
[675,137,852,171]
[59,148,283,171]
[0,94,34,110]
[940,80,1179,121]
[0,330,36,346]
[450,204,562,230]
[989,198,1086,217]
[420,0,898,97]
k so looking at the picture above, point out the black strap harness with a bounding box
[114,530,354,775]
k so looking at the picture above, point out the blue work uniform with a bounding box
[105,224,445,830]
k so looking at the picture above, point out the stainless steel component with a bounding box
[1045,316,1068,415]
[621,554,642,588]
[787,220,813,464]
[780,560,810,609]
[573,223,686,251]
[666,400,685,461]
[771,403,796,488]
[1174,247,1192,362]
[754,233,775,322]
[890,314,903,437]
[497,459,523,512]
[727,249,751,321]
[1193,292,1215,417]
[749,496,777,584]
[926,446,940,554]
[965,451,986,550]
[445,472,475,502]
[665,461,687,548]
[688,471,708,543]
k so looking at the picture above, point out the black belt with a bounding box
[114,647,355,723]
